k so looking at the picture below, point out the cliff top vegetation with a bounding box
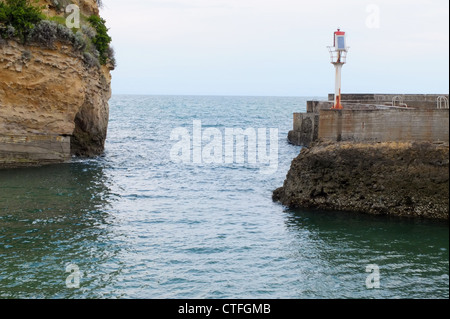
[0,0,114,68]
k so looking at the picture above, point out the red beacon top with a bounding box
[334,28,346,51]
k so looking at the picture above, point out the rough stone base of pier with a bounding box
[0,135,71,168]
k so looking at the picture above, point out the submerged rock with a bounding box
[273,140,449,220]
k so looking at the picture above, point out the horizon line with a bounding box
[110,93,329,98]
[110,92,450,98]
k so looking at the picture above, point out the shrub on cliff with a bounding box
[106,45,116,68]
[0,24,15,42]
[0,0,44,41]
[28,19,58,46]
[29,19,107,68]
[83,51,100,68]
[29,19,84,48]
[73,30,86,50]
[0,1,114,69]
[81,24,96,39]
[87,14,111,65]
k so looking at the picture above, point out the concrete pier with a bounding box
[289,94,449,146]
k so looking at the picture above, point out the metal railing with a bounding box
[437,96,449,109]
[327,47,349,64]
[392,96,408,107]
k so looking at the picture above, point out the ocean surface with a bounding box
[0,95,448,299]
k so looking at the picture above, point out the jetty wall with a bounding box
[289,94,449,146]
[280,98,449,220]
[319,109,449,143]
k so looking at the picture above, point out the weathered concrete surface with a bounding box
[273,141,449,220]
[289,96,449,146]
[0,135,70,168]
[288,103,406,146]
[289,113,319,147]
[318,109,449,143]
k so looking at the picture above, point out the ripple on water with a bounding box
[0,96,448,299]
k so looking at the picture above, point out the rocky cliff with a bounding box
[0,0,112,168]
[273,141,449,220]
[38,0,99,17]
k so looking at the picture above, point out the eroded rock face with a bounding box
[0,0,112,167]
[0,41,111,156]
[38,0,100,17]
[273,141,449,220]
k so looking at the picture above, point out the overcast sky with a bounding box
[100,0,449,96]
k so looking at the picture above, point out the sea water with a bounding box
[0,95,448,299]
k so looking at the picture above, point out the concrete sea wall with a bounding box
[289,94,449,146]
[319,109,449,143]
[280,94,449,220]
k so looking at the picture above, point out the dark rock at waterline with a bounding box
[273,140,449,220]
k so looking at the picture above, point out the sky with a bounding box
[100,0,449,96]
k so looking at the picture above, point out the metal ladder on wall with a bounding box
[437,96,449,109]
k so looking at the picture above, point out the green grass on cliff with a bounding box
[87,14,111,65]
[0,0,44,41]
[0,0,115,68]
